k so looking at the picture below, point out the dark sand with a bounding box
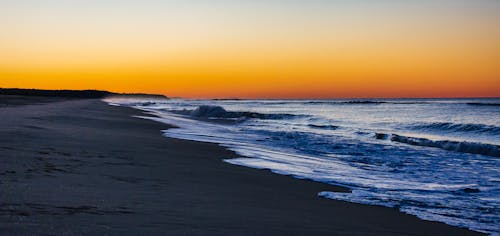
[0,96,483,235]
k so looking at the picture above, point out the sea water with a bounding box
[106,98,500,234]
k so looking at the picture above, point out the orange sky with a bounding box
[0,1,499,98]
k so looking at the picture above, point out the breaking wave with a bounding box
[171,105,301,120]
[375,133,500,157]
[409,122,500,135]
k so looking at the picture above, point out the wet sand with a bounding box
[0,96,483,235]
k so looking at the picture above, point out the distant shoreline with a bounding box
[0,88,167,99]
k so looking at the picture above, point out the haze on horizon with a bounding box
[0,0,499,99]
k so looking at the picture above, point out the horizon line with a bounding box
[1,87,499,100]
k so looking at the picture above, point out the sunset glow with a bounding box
[1,0,499,98]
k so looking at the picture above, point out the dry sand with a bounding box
[0,96,483,235]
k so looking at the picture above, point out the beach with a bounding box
[0,96,483,235]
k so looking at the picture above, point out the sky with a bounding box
[0,0,499,98]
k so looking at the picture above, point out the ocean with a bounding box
[106,98,499,234]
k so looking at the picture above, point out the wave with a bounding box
[113,101,158,107]
[171,105,300,120]
[467,102,500,107]
[375,133,500,157]
[303,100,437,105]
[138,102,157,106]
[342,100,386,104]
[308,124,339,130]
[304,100,386,105]
[409,122,500,135]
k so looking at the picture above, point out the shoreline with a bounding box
[0,97,484,235]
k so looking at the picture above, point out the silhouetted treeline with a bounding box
[0,88,113,98]
[0,88,169,99]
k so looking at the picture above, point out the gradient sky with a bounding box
[1,0,499,98]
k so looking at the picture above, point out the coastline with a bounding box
[0,96,483,235]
